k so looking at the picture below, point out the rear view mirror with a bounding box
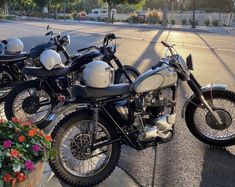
[186,54,194,70]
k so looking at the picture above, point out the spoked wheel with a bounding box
[0,70,13,102]
[49,110,121,187]
[186,90,235,146]
[4,81,52,128]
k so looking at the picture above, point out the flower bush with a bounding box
[0,118,52,186]
[146,9,163,24]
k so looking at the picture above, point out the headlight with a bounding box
[60,35,70,47]
[186,54,194,70]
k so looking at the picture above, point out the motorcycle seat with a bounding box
[22,66,71,78]
[72,83,130,100]
[0,52,28,63]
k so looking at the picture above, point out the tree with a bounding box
[144,0,164,10]
[183,0,234,12]
[103,0,144,22]
[0,0,9,14]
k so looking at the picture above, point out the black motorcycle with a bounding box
[49,41,235,187]
[0,28,73,103]
[4,34,140,129]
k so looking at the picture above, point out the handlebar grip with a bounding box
[161,41,170,47]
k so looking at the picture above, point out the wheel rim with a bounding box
[194,98,235,140]
[12,88,51,124]
[59,120,112,177]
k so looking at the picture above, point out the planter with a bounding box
[13,161,43,187]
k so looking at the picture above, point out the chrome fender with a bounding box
[43,103,89,134]
[181,84,227,119]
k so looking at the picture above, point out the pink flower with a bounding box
[3,140,12,148]
[32,144,40,152]
[24,160,35,171]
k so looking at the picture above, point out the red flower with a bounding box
[45,135,52,142]
[0,118,5,123]
[18,135,25,142]
[28,129,37,137]
[39,131,44,136]
[3,173,12,183]
[10,149,20,158]
[21,121,31,127]
[12,117,22,123]
[15,172,26,182]
[12,178,17,186]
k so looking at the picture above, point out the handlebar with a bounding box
[161,41,170,48]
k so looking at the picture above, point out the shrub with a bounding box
[0,15,4,19]
[58,15,72,20]
[87,17,96,21]
[126,13,137,23]
[5,15,16,20]
[189,19,198,26]
[181,19,187,25]
[146,9,162,24]
[171,19,175,25]
[212,19,219,26]
[204,19,210,26]
[0,119,53,186]
[71,10,78,20]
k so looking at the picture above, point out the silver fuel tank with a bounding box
[133,66,178,93]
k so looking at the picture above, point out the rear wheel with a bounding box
[49,110,121,187]
[186,90,235,146]
[4,80,53,129]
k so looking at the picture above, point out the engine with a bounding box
[134,88,176,143]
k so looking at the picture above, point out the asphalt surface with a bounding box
[0,20,235,187]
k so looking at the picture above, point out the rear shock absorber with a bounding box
[92,104,99,145]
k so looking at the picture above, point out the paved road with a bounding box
[0,20,235,187]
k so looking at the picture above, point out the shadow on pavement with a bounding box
[200,147,235,187]
[132,29,163,71]
[196,33,235,79]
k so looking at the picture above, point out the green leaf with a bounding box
[0,180,4,187]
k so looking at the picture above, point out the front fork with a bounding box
[187,73,223,125]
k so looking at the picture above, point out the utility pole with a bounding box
[192,0,196,28]
[162,0,168,26]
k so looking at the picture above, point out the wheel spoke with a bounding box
[60,120,112,177]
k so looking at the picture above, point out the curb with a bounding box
[17,17,211,34]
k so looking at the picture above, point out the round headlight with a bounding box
[60,35,70,46]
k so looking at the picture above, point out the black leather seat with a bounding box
[72,83,130,100]
[22,66,71,78]
[0,52,28,62]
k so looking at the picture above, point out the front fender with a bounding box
[181,84,227,118]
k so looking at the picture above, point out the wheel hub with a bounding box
[70,134,93,160]
[206,109,232,130]
[22,96,40,114]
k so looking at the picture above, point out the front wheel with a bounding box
[185,90,235,146]
[114,65,140,84]
[49,110,121,187]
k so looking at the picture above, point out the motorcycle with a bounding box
[4,34,140,129]
[0,27,73,103]
[49,41,235,187]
